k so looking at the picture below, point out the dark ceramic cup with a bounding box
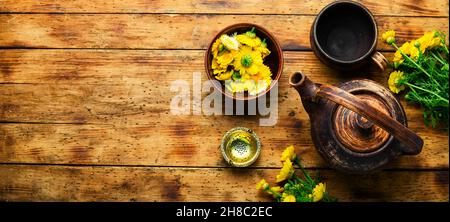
[310,1,388,71]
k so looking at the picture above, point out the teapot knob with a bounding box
[355,115,373,130]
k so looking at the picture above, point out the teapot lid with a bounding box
[332,93,391,153]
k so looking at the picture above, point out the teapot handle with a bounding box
[316,84,423,155]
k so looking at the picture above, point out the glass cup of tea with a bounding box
[220,127,261,167]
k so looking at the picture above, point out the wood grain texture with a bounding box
[0,50,447,169]
[0,0,448,202]
[0,0,448,17]
[0,14,448,50]
[0,165,447,201]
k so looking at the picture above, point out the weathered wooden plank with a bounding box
[0,165,447,201]
[0,49,391,84]
[0,0,448,17]
[0,49,447,84]
[0,90,447,169]
[0,14,447,50]
[0,50,447,168]
[0,117,447,169]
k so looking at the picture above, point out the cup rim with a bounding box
[312,0,378,64]
[204,23,284,101]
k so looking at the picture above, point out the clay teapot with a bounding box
[289,72,423,173]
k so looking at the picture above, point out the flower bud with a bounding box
[284,183,291,190]
[405,94,410,100]
[414,41,421,48]
[433,30,439,38]
[386,37,395,45]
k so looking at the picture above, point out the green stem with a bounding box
[404,82,449,104]
[431,52,446,65]
[292,174,313,190]
[293,158,314,185]
[443,44,449,55]
[392,43,442,87]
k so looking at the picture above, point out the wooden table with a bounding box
[0,0,448,202]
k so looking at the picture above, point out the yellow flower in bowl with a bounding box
[215,70,234,81]
[211,38,223,58]
[255,39,271,58]
[236,28,262,48]
[206,23,283,101]
[220,34,240,51]
[217,50,237,69]
[233,46,263,76]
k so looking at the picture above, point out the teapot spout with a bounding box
[289,72,320,113]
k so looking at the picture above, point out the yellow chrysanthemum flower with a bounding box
[243,64,272,95]
[225,80,248,93]
[254,39,271,58]
[281,193,296,202]
[212,58,227,75]
[255,45,270,58]
[280,145,296,162]
[225,79,267,95]
[270,186,283,193]
[215,70,233,81]
[216,50,237,69]
[212,59,227,75]
[247,78,271,96]
[392,31,444,67]
[211,38,223,58]
[233,46,263,76]
[388,71,406,94]
[220,34,239,51]
[393,41,416,64]
[276,159,294,182]
[236,34,262,48]
[393,44,406,64]
[417,31,443,52]
[382,30,396,44]
[256,179,269,190]
[311,183,326,202]
[213,69,227,75]
[211,58,219,69]
[236,29,262,48]
[247,64,271,81]
[417,31,434,51]
[269,186,283,198]
[409,43,420,60]
[429,37,442,48]
[243,80,256,94]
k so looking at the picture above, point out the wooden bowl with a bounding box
[204,23,284,101]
